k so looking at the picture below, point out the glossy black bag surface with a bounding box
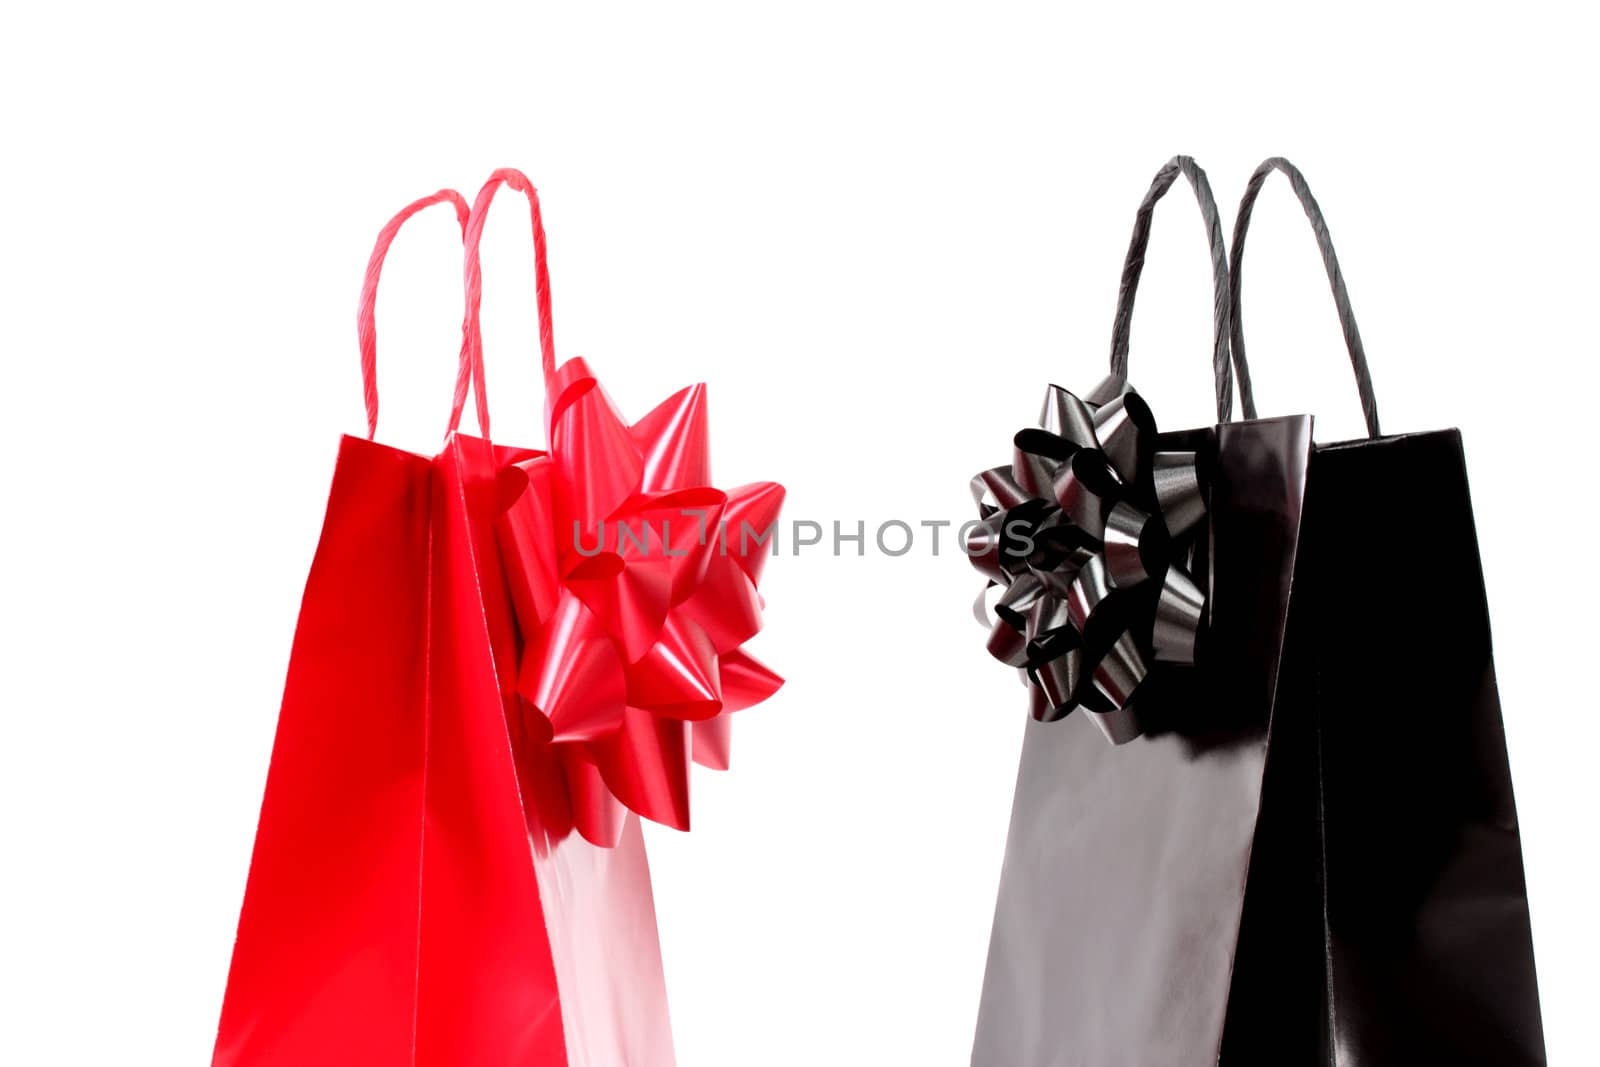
[1218,429,1543,1066]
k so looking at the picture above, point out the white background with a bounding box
[2,3,1596,1064]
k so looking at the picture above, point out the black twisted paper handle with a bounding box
[1228,157,1381,438]
[1108,155,1238,425]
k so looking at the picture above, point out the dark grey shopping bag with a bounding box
[968,156,1544,1066]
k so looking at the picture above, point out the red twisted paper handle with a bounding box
[356,188,475,441]
[462,168,558,442]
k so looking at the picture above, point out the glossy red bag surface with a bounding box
[217,430,668,1066]
[213,431,435,1065]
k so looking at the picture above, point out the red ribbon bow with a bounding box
[496,357,784,847]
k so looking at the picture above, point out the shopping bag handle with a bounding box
[1228,157,1381,438]
[356,188,475,441]
[460,168,558,443]
[1109,155,1245,424]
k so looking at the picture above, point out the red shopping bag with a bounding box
[216,171,782,1067]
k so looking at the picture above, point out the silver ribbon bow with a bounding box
[967,375,1208,744]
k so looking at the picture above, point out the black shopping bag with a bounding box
[968,157,1544,1066]
[1217,158,1544,1065]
